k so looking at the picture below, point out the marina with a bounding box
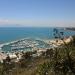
[0,38,51,52]
[0,36,73,62]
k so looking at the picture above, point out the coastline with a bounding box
[0,38,54,62]
[0,36,73,52]
[0,36,73,62]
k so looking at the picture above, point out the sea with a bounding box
[0,27,51,43]
[0,27,75,43]
[0,27,75,52]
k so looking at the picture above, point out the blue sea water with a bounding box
[0,27,50,43]
[0,27,75,44]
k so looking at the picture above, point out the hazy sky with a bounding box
[0,0,75,27]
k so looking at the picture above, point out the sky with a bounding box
[0,0,75,27]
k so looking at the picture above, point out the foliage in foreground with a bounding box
[0,29,75,75]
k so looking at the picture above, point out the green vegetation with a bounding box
[0,29,75,75]
[0,40,75,75]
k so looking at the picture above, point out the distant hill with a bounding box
[66,28,75,31]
